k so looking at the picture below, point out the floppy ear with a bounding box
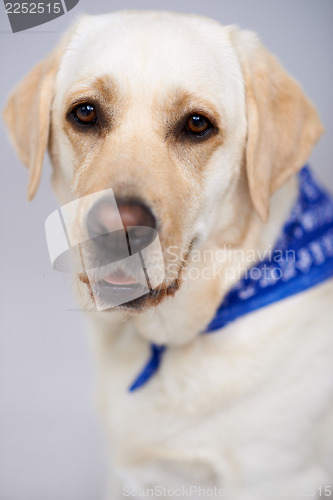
[231,29,324,221]
[3,50,60,200]
[2,23,79,201]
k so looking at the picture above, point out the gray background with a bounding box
[0,1,332,499]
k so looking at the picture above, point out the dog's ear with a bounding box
[230,29,324,222]
[2,22,80,201]
[3,53,59,200]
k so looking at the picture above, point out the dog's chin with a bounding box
[113,280,180,312]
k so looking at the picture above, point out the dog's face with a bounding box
[3,11,323,314]
[49,12,248,310]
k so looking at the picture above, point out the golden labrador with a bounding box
[4,10,333,500]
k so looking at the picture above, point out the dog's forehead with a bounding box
[56,11,242,102]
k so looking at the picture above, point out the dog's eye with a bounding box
[72,103,97,125]
[186,114,212,136]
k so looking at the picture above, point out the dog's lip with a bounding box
[80,271,180,310]
[91,277,146,301]
[101,270,139,286]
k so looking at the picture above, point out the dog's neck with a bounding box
[132,173,299,346]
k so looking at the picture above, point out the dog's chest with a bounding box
[93,282,333,489]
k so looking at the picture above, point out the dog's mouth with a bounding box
[92,269,147,302]
[85,270,180,311]
[100,269,140,287]
[79,257,181,311]
[79,237,196,311]
[86,263,146,308]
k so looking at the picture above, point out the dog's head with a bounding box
[3,11,323,313]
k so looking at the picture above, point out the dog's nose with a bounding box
[116,199,156,231]
[86,197,156,254]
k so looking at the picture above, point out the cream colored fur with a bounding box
[3,11,333,500]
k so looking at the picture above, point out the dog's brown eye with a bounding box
[73,103,97,124]
[186,114,212,135]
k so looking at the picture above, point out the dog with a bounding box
[4,10,333,499]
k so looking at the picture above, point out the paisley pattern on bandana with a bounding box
[129,167,333,391]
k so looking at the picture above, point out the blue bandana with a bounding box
[129,167,333,392]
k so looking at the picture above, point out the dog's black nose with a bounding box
[86,197,156,255]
